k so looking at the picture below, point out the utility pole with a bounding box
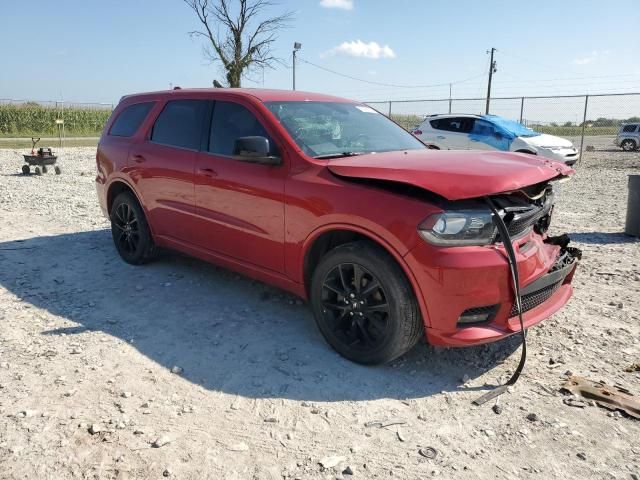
[293,42,302,90]
[485,47,497,114]
[448,83,452,114]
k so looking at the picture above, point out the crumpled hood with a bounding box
[327,149,573,200]
[523,133,574,148]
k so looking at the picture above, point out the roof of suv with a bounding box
[121,88,354,104]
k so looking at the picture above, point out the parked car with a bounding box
[412,114,580,165]
[96,89,579,364]
[615,123,639,151]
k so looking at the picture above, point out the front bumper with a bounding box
[404,231,579,347]
[541,149,579,166]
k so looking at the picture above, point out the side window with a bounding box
[150,100,208,150]
[430,117,472,133]
[622,124,638,133]
[109,102,154,137]
[209,101,279,157]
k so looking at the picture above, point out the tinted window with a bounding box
[209,101,278,156]
[151,100,208,150]
[109,102,154,137]
[430,117,473,133]
[622,124,638,133]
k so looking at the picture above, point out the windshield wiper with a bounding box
[313,151,364,159]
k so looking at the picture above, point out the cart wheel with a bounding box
[54,166,61,175]
[34,166,42,176]
[42,165,48,174]
[22,165,30,175]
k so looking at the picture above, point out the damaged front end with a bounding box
[410,178,581,347]
[487,182,582,320]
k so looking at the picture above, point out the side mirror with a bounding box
[494,131,503,139]
[233,136,281,165]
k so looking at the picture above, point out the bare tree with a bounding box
[183,0,293,87]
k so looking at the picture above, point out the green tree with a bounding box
[183,0,293,87]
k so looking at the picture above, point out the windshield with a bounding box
[265,101,426,158]
[485,115,541,138]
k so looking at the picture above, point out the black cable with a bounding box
[472,197,528,406]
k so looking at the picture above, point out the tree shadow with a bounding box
[0,230,521,402]
[568,231,639,245]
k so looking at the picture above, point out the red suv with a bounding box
[96,88,579,364]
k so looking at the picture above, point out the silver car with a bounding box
[615,123,640,151]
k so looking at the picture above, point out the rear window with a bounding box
[151,100,209,150]
[430,117,473,133]
[109,102,154,137]
[622,124,638,133]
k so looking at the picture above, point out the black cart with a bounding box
[22,138,61,175]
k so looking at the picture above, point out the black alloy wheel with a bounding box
[310,241,422,364]
[110,192,157,265]
[321,262,390,352]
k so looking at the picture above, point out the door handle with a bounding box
[199,167,217,177]
[132,154,146,163]
[437,136,445,139]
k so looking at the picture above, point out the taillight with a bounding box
[412,129,423,135]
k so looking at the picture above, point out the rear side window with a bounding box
[109,102,154,137]
[209,101,278,157]
[430,117,473,133]
[151,100,209,150]
[622,124,638,133]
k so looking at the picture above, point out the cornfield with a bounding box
[0,102,112,137]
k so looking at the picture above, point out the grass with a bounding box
[0,137,98,149]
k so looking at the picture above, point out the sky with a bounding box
[1,0,639,112]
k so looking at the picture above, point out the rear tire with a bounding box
[110,192,158,265]
[42,166,48,174]
[54,166,61,175]
[34,166,42,176]
[310,241,422,365]
[621,139,637,152]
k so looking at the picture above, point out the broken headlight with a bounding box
[418,210,497,246]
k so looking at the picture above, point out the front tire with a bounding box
[621,139,637,152]
[110,192,157,265]
[310,241,422,365]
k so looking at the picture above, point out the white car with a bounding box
[412,114,579,165]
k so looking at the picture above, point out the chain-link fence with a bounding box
[367,93,640,161]
[0,99,114,137]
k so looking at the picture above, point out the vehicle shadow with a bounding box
[569,231,639,245]
[0,230,521,402]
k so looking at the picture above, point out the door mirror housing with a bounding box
[233,136,281,165]
[494,130,503,139]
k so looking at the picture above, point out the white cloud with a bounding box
[319,0,353,10]
[572,50,610,65]
[324,40,396,59]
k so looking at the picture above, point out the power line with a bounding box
[297,57,487,89]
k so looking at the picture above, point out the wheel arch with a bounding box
[301,225,430,327]
[106,179,144,217]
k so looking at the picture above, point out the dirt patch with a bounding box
[0,147,639,479]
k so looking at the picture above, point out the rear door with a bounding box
[128,99,209,243]
[193,99,287,273]
[428,117,472,149]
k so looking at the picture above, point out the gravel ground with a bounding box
[0,146,639,480]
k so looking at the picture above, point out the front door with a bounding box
[193,100,287,273]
